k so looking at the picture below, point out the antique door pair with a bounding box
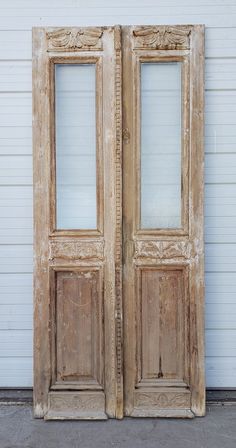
[33,25,205,419]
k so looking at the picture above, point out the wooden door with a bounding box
[122,25,205,418]
[33,26,123,419]
[33,24,205,420]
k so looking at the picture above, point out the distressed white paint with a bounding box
[0,0,236,387]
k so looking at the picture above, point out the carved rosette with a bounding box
[135,240,193,260]
[133,26,191,50]
[47,27,103,51]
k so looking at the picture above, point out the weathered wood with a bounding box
[33,24,204,420]
[33,27,51,418]
[53,269,103,386]
[46,391,107,420]
[133,26,192,50]
[122,25,205,417]
[47,27,104,51]
[136,269,186,383]
[114,25,123,420]
[33,26,123,420]
[189,25,205,416]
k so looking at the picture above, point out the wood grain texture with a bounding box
[122,25,205,418]
[33,27,51,418]
[189,25,205,416]
[53,269,103,386]
[34,25,204,419]
[137,268,187,384]
[101,26,122,418]
[33,26,122,420]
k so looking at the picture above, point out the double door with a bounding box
[33,25,205,419]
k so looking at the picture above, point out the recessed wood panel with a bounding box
[137,268,188,384]
[54,269,103,386]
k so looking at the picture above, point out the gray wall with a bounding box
[0,0,236,387]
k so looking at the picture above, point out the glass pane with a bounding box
[55,64,96,229]
[141,62,182,229]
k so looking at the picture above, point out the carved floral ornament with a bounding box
[134,240,193,259]
[47,27,103,51]
[49,240,104,261]
[136,392,190,408]
[47,26,191,52]
[133,26,191,50]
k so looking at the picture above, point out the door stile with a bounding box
[189,25,205,416]
[33,27,52,418]
[122,26,136,416]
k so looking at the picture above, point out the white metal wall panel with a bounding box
[0,0,235,387]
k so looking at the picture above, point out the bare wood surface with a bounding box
[33,26,122,420]
[122,25,205,418]
[189,25,205,416]
[33,24,204,419]
[33,27,51,418]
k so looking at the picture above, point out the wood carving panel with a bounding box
[133,26,191,50]
[54,269,103,386]
[46,391,107,420]
[134,389,191,409]
[47,27,103,51]
[135,240,192,260]
[49,239,104,262]
[138,269,187,383]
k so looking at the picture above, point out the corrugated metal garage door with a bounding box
[0,0,236,387]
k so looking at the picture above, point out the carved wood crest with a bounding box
[135,240,192,259]
[47,27,103,51]
[133,26,191,49]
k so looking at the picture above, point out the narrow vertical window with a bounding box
[140,62,182,229]
[55,64,97,229]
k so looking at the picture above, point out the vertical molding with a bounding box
[114,25,123,419]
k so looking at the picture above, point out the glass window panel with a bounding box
[140,62,182,229]
[55,64,96,229]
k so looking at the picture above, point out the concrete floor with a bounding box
[0,404,235,448]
